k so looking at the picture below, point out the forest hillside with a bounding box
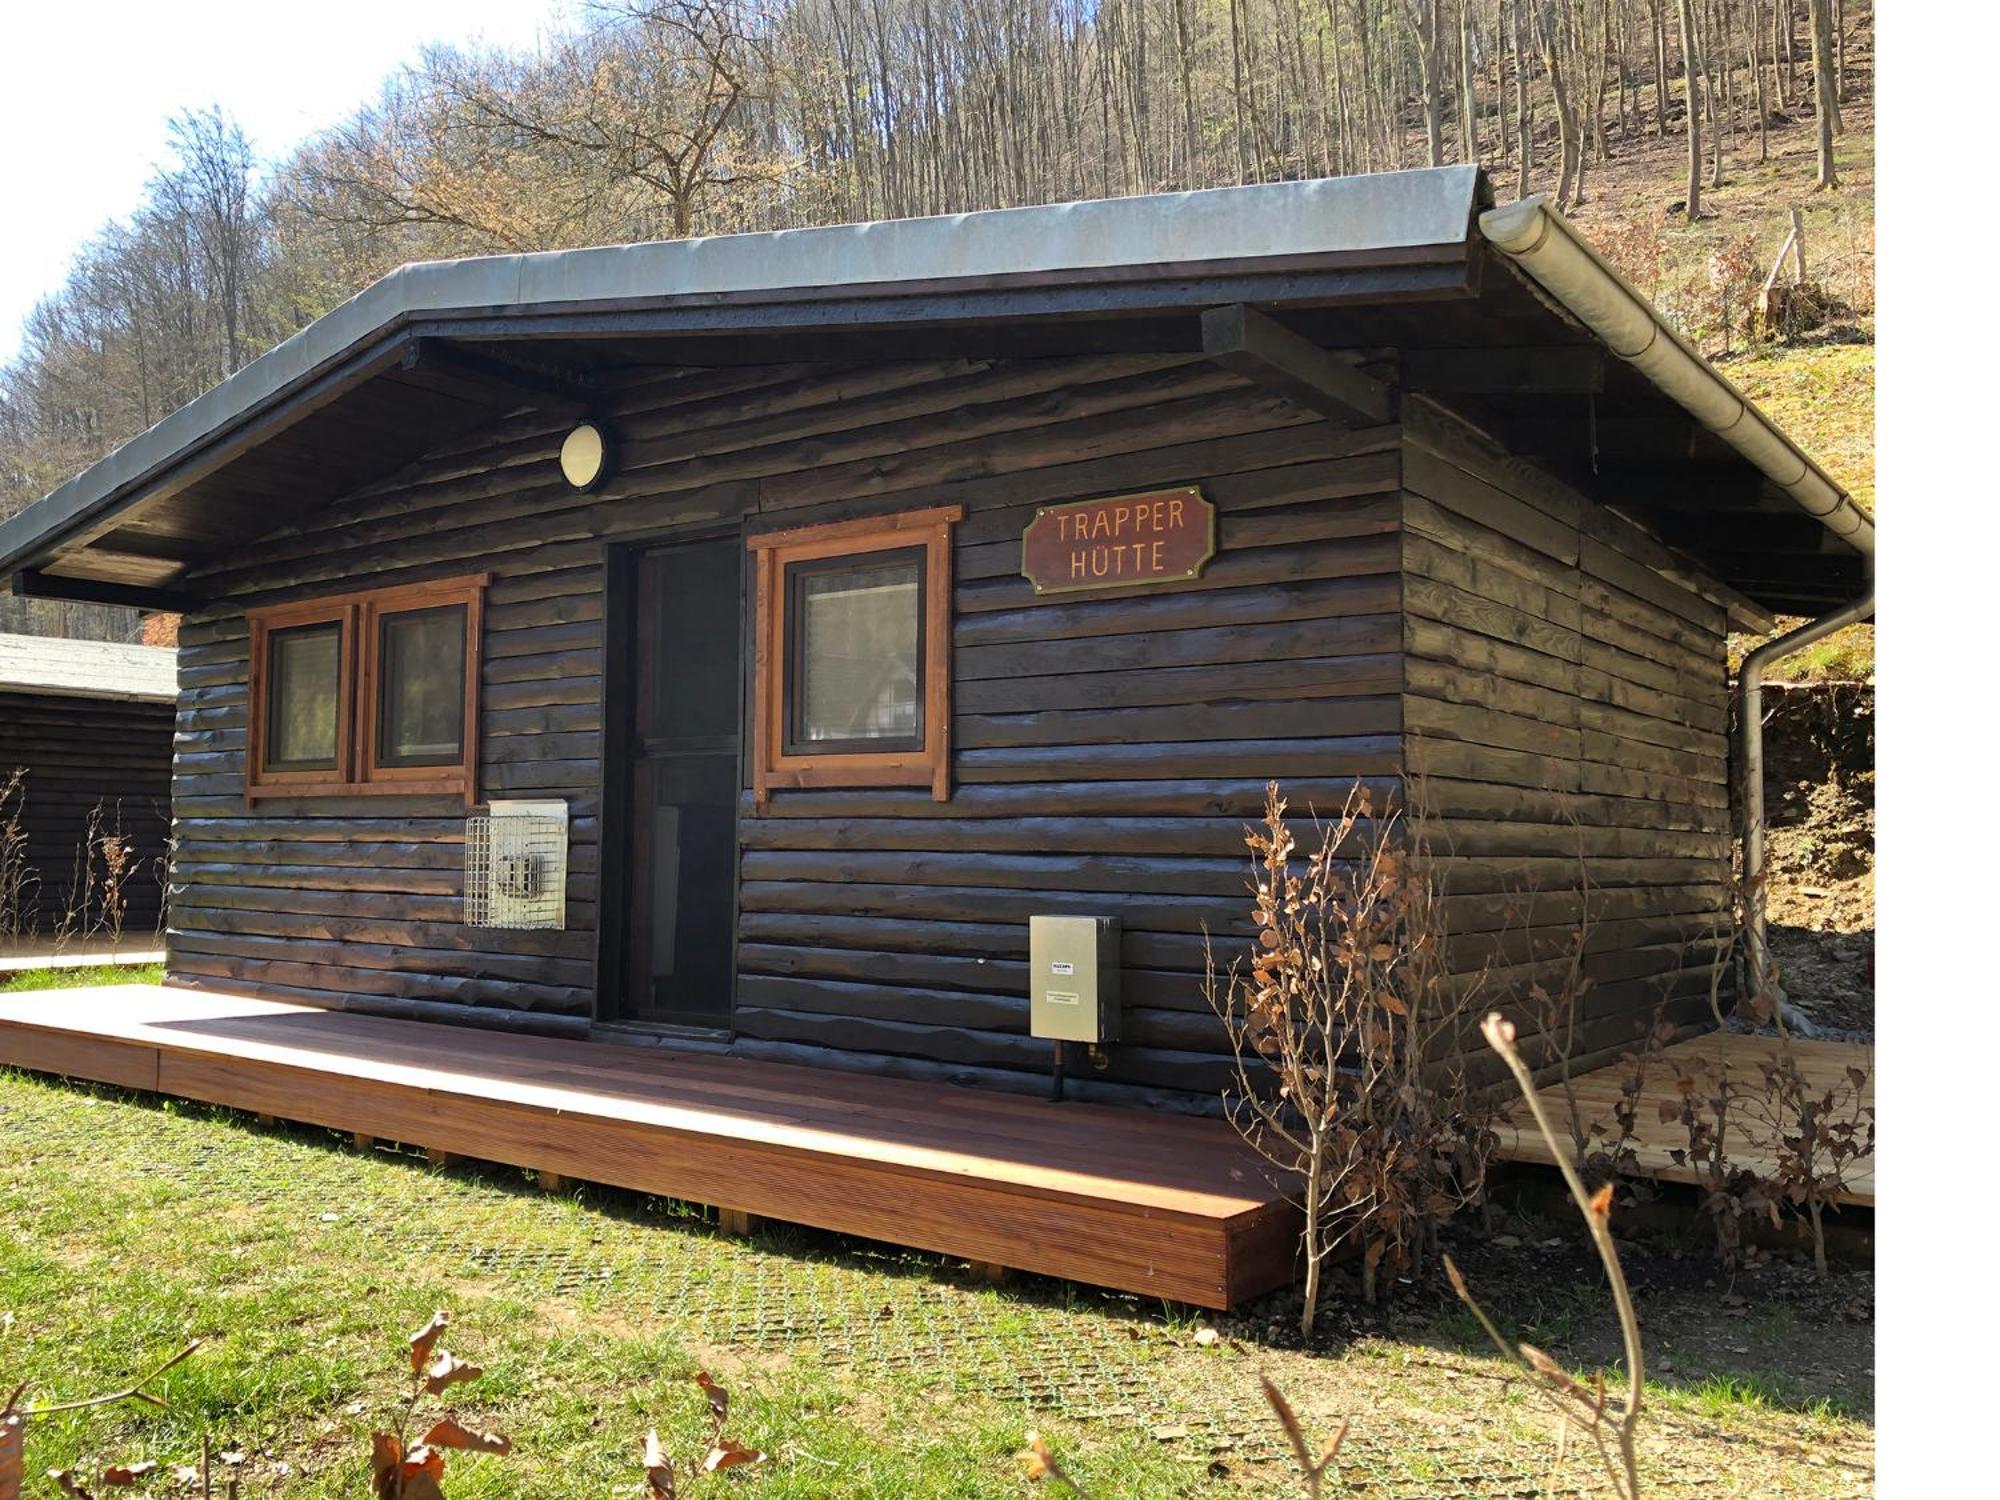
[0,0,1875,680]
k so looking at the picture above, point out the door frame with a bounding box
[595,522,749,1034]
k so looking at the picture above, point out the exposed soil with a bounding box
[1746,680,1875,1037]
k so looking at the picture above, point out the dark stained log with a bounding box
[0,690,173,934]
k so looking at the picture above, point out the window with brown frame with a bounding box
[246,574,487,805]
[748,507,961,807]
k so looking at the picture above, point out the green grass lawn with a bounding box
[1,962,166,993]
[0,1003,1873,1498]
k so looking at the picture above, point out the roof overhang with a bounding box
[0,633,177,703]
[0,166,1869,617]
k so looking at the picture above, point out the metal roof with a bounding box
[0,633,177,703]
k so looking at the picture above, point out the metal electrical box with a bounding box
[1028,915,1121,1044]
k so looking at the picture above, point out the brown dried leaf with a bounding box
[1259,1374,1312,1475]
[370,1432,404,1500]
[398,1443,447,1499]
[702,1439,766,1474]
[423,1352,483,1395]
[1018,1431,1056,1482]
[98,1461,158,1485]
[643,1430,676,1499]
[421,1418,511,1455]
[693,1370,728,1426]
[408,1311,449,1374]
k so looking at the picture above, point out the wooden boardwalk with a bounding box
[0,984,1299,1309]
[1494,1031,1875,1207]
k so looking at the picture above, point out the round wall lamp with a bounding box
[559,421,615,491]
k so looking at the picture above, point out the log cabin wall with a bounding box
[0,690,172,937]
[166,352,1410,1108]
[1399,400,1734,1080]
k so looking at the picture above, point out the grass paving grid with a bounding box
[1,1068,1868,1495]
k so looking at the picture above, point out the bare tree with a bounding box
[1808,0,1839,187]
[1677,0,1703,219]
[1406,0,1448,166]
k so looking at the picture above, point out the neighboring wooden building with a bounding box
[0,633,174,938]
[0,167,1871,1109]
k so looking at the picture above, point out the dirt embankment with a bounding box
[1739,680,1875,1035]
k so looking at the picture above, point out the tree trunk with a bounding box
[1459,0,1481,163]
[1301,1152,1325,1337]
[1410,0,1448,166]
[1809,0,1838,185]
[1651,0,1671,136]
[1750,0,1769,161]
[1538,4,1579,209]
[1677,0,1702,218]
[1514,0,1533,195]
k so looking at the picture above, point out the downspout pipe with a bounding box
[1739,586,1875,1019]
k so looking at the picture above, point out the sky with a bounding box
[0,0,570,363]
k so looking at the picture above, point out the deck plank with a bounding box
[0,984,1300,1308]
[1494,1031,1875,1207]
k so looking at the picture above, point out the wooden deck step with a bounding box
[0,984,1300,1309]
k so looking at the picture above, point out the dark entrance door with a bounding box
[617,535,741,1026]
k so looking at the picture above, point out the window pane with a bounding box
[267,622,341,771]
[377,605,467,767]
[792,555,922,746]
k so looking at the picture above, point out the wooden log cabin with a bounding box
[0,167,1872,1303]
[0,633,174,940]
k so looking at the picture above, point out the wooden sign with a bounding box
[1021,487,1215,595]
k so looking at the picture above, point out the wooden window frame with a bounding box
[246,573,488,806]
[749,507,960,808]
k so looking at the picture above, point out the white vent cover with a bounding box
[465,800,568,929]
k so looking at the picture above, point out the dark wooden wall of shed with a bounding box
[1399,400,1734,1080]
[165,352,1408,1108]
[0,690,171,937]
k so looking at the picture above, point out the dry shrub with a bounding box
[4,1340,201,1500]
[1205,780,1494,1334]
[1448,1015,1645,1500]
[639,1370,767,1496]
[53,803,137,955]
[0,768,37,945]
[373,1311,510,1500]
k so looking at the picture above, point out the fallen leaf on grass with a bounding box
[421,1418,511,1455]
[703,1439,765,1473]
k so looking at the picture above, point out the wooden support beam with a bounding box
[716,1207,763,1236]
[11,569,196,614]
[254,1112,278,1129]
[1403,345,1606,394]
[426,1147,463,1170]
[353,1133,377,1153]
[968,1260,1015,1285]
[1200,304,1392,428]
[400,339,595,416]
[536,1169,574,1194]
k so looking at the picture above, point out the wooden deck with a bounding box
[1495,1031,1875,1207]
[0,985,1299,1310]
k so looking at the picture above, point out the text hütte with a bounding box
[1057,497,1187,580]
